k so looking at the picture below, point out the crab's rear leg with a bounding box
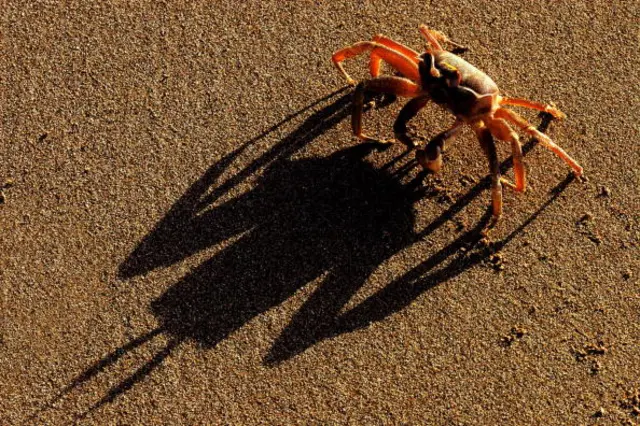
[475,124,503,220]
[332,42,420,86]
[353,76,420,144]
[499,96,566,120]
[496,108,583,176]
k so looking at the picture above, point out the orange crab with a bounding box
[332,25,583,221]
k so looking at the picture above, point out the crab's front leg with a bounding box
[352,77,420,144]
[369,34,420,78]
[332,42,420,86]
[475,124,503,220]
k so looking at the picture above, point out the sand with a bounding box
[2,1,639,424]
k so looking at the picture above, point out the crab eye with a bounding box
[418,53,437,82]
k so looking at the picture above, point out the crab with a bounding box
[331,25,583,221]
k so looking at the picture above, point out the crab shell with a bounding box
[421,51,499,121]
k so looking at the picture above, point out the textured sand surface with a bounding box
[2,1,639,424]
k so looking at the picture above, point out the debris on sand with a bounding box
[576,212,604,245]
[599,185,611,197]
[619,388,640,419]
[459,173,476,187]
[579,212,594,224]
[0,179,15,204]
[573,341,608,375]
[501,325,527,347]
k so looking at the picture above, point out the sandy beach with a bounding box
[2,1,639,424]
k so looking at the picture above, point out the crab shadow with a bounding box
[119,87,427,363]
[45,88,574,419]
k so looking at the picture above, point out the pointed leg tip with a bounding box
[547,102,567,120]
[483,214,500,234]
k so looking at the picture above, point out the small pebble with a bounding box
[586,343,607,355]
[579,212,593,224]
[511,326,527,338]
[599,185,611,197]
[588,235,602,245]
[593,407,606,417]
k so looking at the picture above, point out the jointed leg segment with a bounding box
[416,120,464,172]
[499,96,566,120]
[332,41,420,86]
[496,108,583,176]
[393,95,430,148]
[476,125,503,219]
[419,24,466,52]
[369,35,420,78]
[485,118,526,192]
[352,77,420,144]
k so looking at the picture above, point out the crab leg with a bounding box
[416,120,465,172]
[496,108,583,176]
[475,124,503,219]
[499,97,566,120]
[352,77,420,144]
[392,95,431,148]
[369,34,420,78]
[332,42,420,86]
[419,25,466,52]
[486,117,526,192]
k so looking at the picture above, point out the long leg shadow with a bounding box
[118,86,353,278]
[27,87,355,422]
[264,113,575,364]
[31,86,573,420]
